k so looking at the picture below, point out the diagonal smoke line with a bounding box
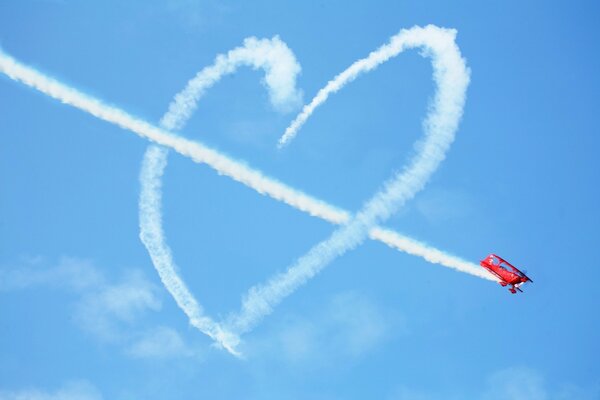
[0,46,490,283]
[369,227,495,281]
[0,48,348,225]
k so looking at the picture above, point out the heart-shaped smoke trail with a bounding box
[0,25,495,356]
[137,25,485,348]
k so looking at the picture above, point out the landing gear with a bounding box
[509,287,517,294]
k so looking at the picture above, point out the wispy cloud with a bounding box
[0,381,102,400]
[0,257,161,342]
[482,366,547,400]
[127,326,201,359]
[73,269,162,342]
[0,257,102,292]
[388,366,600,400]
[0,257,198,359]
[255,291,397,365]
[482,366,599,400]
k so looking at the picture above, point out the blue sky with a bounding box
[1,1,599,399]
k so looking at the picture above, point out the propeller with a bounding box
[521,270,533,283]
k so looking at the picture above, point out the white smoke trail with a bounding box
[0,26,496,350]
[370,227,496,281]
[160,36,302,131]
[279,26,451,147]
[139,146,240,355]
[0,46,335,355]
[227,25,476,334]
[0,49,348,224]
[139,36,303,355]
[0,48,242,353]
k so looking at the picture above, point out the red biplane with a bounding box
[480,254,532,294]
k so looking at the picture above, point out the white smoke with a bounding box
[227,25,475,334]
[0,26,496,354]
[139,36,303,355]
[160,36,302,132]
